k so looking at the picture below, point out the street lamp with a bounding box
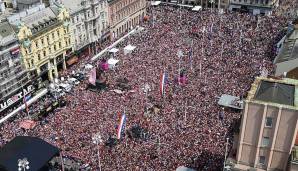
[223,138,229,171]
[92,132,103,171]
[18,158,29,171]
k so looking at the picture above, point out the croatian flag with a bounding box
[88,68,96,86]
[117,113,127,139]
[160,72,168,97]
[23,94,31,114]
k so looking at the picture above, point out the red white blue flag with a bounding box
[117,113,127,139]
[160,71,168,97]
[88,68,96,86]
[23,94,31,115]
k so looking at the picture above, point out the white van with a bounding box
[59,83,72,92]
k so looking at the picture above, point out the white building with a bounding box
[229,0,279,15]
[58,0,109,56]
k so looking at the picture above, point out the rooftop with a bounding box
[16,0,41,5]
[274,29,298,64]
[0,21,16,46]
[247,77,298,109]
[20,7,58,29]
[254,80,295,106]
[60,0,83,14]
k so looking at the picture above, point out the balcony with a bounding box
[230,0,274,8]
[91,0,99,5]
[81,1,91,9]
[0,70,27,87]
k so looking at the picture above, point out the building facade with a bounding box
[229,0,279,15]
[108,0,146,39]
[16,0,43,11]
[274,21,298,79]
[234,77,298,171]
[0,21,31,113]
[15,5,72,82]
[159,0,230,9]
[59,0,109,56]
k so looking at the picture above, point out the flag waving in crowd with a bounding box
[23,94,31,115]
[88,68,97,86]
[117,113,127,139]
[160,71,168,97]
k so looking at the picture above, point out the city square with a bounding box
[0,0,298,171]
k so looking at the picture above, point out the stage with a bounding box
[218,94,244,110]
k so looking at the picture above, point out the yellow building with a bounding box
[16,5,72,81]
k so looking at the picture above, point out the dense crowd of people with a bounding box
[0,3,295,171]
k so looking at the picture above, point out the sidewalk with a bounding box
[0,88,48,125]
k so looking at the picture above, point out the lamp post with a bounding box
[18,158,29,171]
[92,132,103,171]
[223,138,229,171]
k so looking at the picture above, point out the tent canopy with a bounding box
[0,136,60,171]
[176,166,196,171]
[108,58,119,65]
[108,48,119,53]
[151,1,161,6]
[124,44,136,51]
[124,45,136,55]
[192,6,202,11]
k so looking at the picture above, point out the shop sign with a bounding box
[0,85,34,112]
[10,47,20,55]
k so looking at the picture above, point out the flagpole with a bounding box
[22,86,30,118]
[190,40,194,72]
[163,68,166,97]
[199,62,202,77]
[184,101,187,127]
[201,27,205,67]
[60,152,65,171]
[223,138,229,171]
[220,41,224,58]
[157,135,161,155]
[123,108,127,147]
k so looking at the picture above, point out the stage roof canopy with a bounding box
[109,48,119,53]
[192,6,202,11]
[124,44,136,51]
[151,1,161,6]
[176,166,196,171]
[0,136,59,171]
[108,58,119,65]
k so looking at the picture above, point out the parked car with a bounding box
[59,83,72,92]
[72,72,85,81]
[68,77,80,85]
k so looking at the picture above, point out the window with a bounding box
[262,137,270,147]
[38,53,41,61]
[259,156,265,165]
[265,117,273,127]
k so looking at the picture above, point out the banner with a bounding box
[88,68,96,86]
